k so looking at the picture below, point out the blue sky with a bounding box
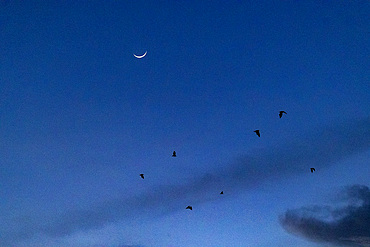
[0,1,369,246]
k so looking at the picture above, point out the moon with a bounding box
[133,51,147,59]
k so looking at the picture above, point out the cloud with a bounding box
[3,117,370,244]
[279,185,370,246]
[339,237,370,247]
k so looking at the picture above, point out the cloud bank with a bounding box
[280,185,370,247]
[3,117,370,244]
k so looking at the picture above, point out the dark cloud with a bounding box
[279,185,370,247]
[339,237,370,247]
[3,117,370,244]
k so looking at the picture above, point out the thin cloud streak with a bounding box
[3,117,370,243]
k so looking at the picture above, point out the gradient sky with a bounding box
[0,1,369,247]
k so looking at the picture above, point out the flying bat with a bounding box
[172,151,176,157]
[186,206,192,210]
[220,191,224,194]
[310,168,315,173]
[140,174,144,179]
[279,111,287,118]
[254,130,260,137]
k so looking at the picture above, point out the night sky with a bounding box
[0,1,369,247]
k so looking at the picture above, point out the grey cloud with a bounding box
[279,185,370,247]
[339,237,370,247]
[3,117,370,244]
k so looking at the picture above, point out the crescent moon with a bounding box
[133,51,147,59]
